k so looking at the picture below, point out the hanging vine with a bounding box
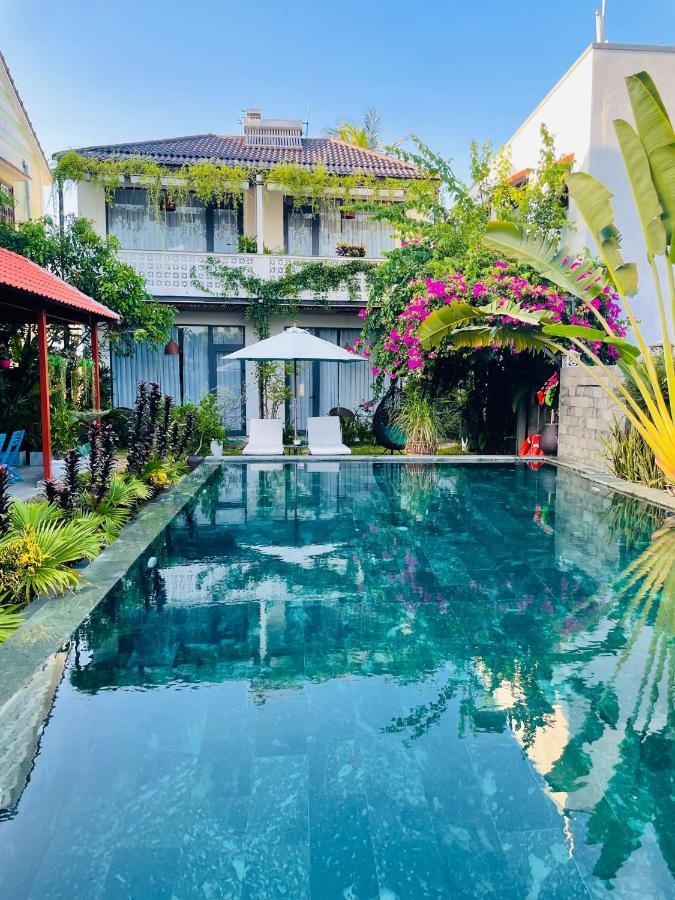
[52,151,437,214]
[194,256,377,339]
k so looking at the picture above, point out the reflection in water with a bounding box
[0,462,672,898]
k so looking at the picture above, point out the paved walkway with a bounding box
[7,466,44,500]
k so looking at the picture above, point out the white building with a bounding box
[63,111,424,433]
[502,42,675,343]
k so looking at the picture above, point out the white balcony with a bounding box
[119,249,374,304]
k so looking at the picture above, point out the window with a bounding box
[108,188,208,252]
[112,325,246,433]
[0,181,14,227]
[285,199,395,258]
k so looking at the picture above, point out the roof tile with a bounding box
[69,135,423,179]
[0,248,120,321]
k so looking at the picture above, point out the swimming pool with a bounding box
[0,461,672,898]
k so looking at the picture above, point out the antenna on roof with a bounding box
[594,0,607,43]
[305,105,310,138]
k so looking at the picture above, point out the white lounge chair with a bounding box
[307,417,351,456]
[242,419,284,456]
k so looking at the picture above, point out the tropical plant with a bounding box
[392,385,445,454]
[237,235,257,253]
[0,465,10,536]
[336,242,366,257]
[450,71,675,485]
[324,107,382,149]
[603,420,667,489]
[0,501,101,604]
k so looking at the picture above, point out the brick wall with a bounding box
[557,365,622,472]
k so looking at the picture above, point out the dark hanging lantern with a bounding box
[164,339,180,356]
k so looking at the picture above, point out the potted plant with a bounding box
[537,372,560,455]
[336,242,366,257]
[393,385,444,455]
[238,235,257,254]
[181,392,226,462]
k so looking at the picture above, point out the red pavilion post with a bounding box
[37,308,52,481]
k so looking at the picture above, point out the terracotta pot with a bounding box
[540,423,558,456]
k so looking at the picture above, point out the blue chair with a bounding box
[0,434,6,456]
[0,430,24,483]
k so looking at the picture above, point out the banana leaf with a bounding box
[566,173,638,296]
[541,324,641,363]
[627,72,675,256]
[614,119,667,258]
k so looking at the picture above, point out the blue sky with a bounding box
[3,0,675,181]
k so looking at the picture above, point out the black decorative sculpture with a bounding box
[373,383,406,453]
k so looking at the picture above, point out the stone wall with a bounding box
[557,365,622,472]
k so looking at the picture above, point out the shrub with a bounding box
[172,394,225,454]
[603,420,666,490]
[393,386,445,454]
[0,501,101,604]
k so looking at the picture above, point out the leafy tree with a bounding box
[0,215,174,351]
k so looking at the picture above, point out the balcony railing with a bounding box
[119,250,375,304]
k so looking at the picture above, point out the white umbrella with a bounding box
[223,326,366,440]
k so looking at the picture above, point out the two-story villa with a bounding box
[61,110,424,434]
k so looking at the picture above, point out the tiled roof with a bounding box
[0,248,120,321]
[67,135,424,179]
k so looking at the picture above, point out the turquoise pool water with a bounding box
[0,462,672,899]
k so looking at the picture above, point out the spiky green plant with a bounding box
[392,386,445,454]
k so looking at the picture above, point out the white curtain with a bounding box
[287,209,313,256]
[108,188,207,252]
[213,208,239,253]
[111,328,180,407]
[182,327,209,403]
[319,203,395,258]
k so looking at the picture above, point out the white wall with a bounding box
[77,182,106,236]
[503,43,675,343]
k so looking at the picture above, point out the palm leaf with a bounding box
[9,500,63,530]
[419,299,552,350]
[0,606,23,642]
[566,173,638,296]
[418,302,481,348]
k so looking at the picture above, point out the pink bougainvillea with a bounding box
[351,261,627,378]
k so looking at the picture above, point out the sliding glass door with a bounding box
[112,324,246,434]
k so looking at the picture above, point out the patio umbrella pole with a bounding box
[294,359,298,443]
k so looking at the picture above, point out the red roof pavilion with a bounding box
[0,247,120,481]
